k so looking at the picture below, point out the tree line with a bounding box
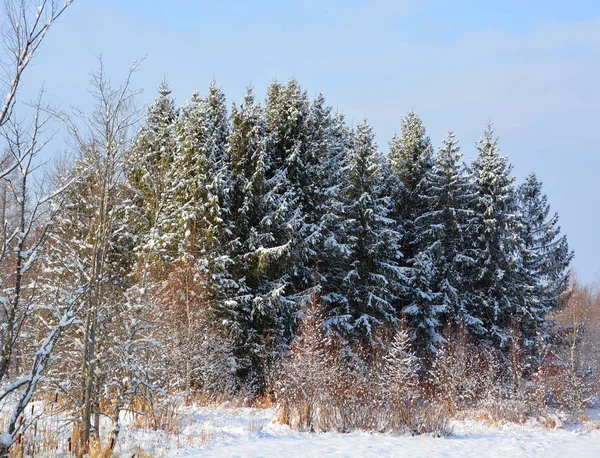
[114,78,571,391]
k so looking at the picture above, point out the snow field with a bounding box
[116,405,600,458]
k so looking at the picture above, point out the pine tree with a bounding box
[388,112,437,353]
[414,131,481,340]
[469,125,522,346]
[264,80,313,297]
[517,172,573,343]
[326,120,403,344]
[219,87,295,391]
[126,81,178,261]
[388,111,434,260]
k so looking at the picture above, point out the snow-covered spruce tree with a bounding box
[203,80,230,171]
[402,251,445,356]
[146,93,212,393]
[318,111,354,328]
[468,125,525,347]
[302,93,344,276]
[187,81,233,298]
[215,87,294,392]
[516,172,573,344]
[301,92,330,264]
[264,80,311,301]
[291,94,354,331]
[267,87,354,353]
[144,82,236,395]
[254,81,351,359]
[388,112,441,355]
[388,111,434,260]
[325,120,403,346]
[165,91,206,259]
[168,82,232,278]
[126,80,179,264]
[412,131,481,345]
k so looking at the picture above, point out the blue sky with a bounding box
[20,0,600,282]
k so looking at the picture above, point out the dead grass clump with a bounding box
[251,392,274,409]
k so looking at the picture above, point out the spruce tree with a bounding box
[318,112,354,323]
[469,125,522,346]
[126,81,178,261]
[219,87,295,390]
[517,172,573,344]
[303,93,334,273]
[402,251,444,355]
[326,120,403,345]
[167,83,231,267]
[388,111,434,260]
[168,91,209,258]
[388,112,436,353]
[414,131,481,341]
[264,80,311,298]
[389,111,434,193]
[203,80,230,170]
[195,81,233,298]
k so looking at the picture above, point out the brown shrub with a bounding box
[273,298,451,436]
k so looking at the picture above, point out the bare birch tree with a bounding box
[0,2,73,455]
[49,58,144,453]
[0,100,81,457]
[0,0,73,130]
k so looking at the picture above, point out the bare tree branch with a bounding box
[0,1,74,129]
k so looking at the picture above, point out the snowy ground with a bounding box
[111,405,600,458]
[4,401,599,456]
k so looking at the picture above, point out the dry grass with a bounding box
[250,392,274,409]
